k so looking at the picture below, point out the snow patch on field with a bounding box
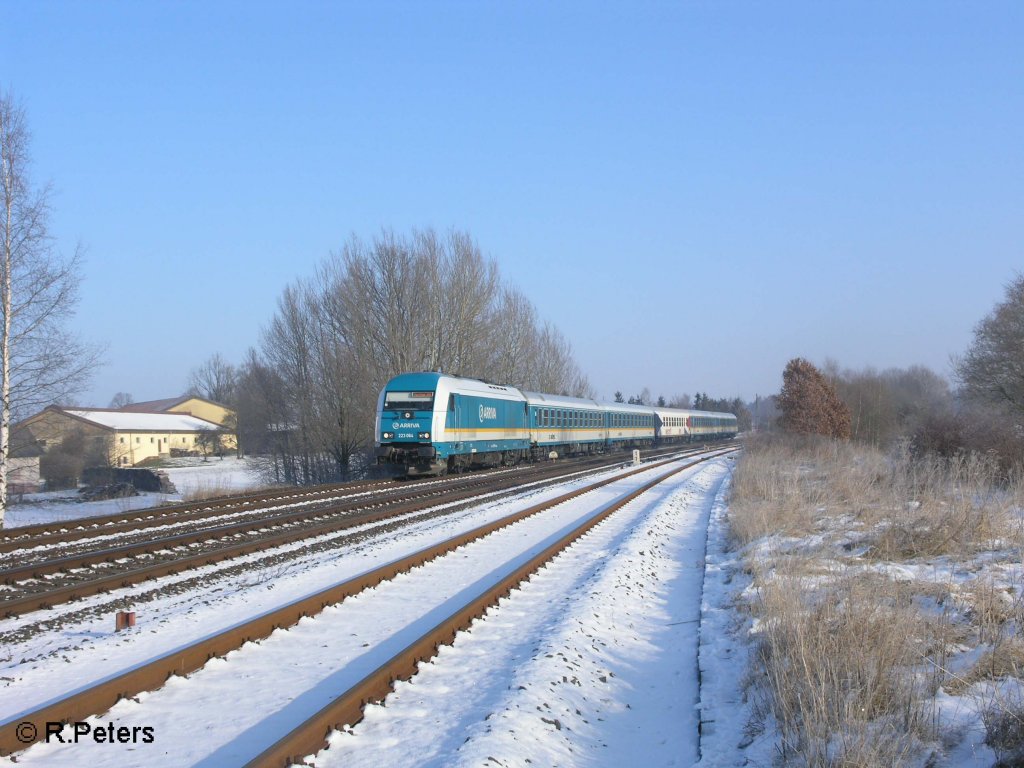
[2,457,266,527]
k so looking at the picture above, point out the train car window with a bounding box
[448,395,455,412]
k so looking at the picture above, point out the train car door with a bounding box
[448,393,460,449]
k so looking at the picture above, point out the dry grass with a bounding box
[730,434,1024,765]
[752,575,942,766]
[982,691,1024,766]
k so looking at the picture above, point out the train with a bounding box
[375,372,738,476]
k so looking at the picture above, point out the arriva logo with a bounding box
[479,405,497,422]
[392,422,417,429]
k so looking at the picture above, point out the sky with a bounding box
[2,1,1021,407]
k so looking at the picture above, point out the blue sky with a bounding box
[3,1,1021,406]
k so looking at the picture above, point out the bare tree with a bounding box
[109,392,134,408]
[956,275,1024,420]
[1,92,101,526]
[187,352,238,404]
[669,393,692,409]
[248,227,592,484]
[832,363,952,446]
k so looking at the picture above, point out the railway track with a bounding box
[0,478,392,548]
[0,446,714,620]
[0,444,737,759]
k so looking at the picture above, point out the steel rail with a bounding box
[1,445,707,580]
[0,446,736,757]
[0,484,389,555]
[0,448,702,617]
[0,469,532,579]
[0,475,536,618]
[0,442,715,548]
[0,458,590,554]
[0,479,392,545]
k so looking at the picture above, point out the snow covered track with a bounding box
[0,447,736,762]
[244,449,738,766]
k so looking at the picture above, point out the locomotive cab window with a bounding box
[385,391,435,411]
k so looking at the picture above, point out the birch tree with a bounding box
[1,93,99,526]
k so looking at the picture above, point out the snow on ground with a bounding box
[1,454,754,767]
[696,472,775,767]
[2,457,267,528]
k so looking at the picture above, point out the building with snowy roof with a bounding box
[14,401,236,467]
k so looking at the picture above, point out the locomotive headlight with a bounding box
[418,431,431,439]
[382,432,393,439]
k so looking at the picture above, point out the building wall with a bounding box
[111,430,234,465]
[18,408,236,468]
[168,398,235,428]
[163,399,239,453]
[19,409,110,450]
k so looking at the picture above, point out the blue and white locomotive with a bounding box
[376,372,737,476]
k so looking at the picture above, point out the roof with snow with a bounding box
[63,409,223,432]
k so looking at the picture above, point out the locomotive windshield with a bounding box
[383,391,435,411]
